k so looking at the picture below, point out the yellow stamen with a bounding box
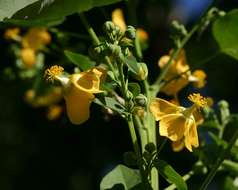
[188,93,207,108]
[44,65,64,82]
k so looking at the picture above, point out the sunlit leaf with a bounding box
[213,9,238,60]
[100,164,141,190]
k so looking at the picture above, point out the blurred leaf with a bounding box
[128,83,141,97]
[64,50,95,71]
[153,159,187,190]
[7,0,121,25]
[222,176,238,190]
[0,0,38,21]
[100,164,141,190]
[213,9,238,60]
[4,17,64,26]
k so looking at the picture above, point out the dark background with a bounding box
[0,0,238,189]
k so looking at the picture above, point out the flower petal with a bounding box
[172,139,185,152]
[150,98,183,121]
[159,114,186,141]
[184,118,199,152]
[64,85,94,125]
[71,68,104,93]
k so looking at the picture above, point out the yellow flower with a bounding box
[158,50,207,95]
[20,48,36,68]
[46,105,63,120]
[137,28,149,42]
[45,66,105,125]
[4,28,20,41]
[22,28,51,50]
[150,93,208,152]
[191,70,207,88]
[25,87,63,107]
[112,8,127,32]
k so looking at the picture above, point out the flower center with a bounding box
[44,65,64,82]
[188,93,207,108]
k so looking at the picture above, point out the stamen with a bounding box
[44,65,64,82]
[188,93,207,108]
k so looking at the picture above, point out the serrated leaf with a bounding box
[64,50,95,71]
[213,9,238,60]
[153,159,187,190]
[100,164,141,190]
[94,97,125,114]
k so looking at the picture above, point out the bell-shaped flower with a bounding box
[150,93,208,152]
[45,65,105,125]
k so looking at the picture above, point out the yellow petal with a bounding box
[184,118,199,152]
[172,139,185,152]
[64,85,94,125]
[22,28,51,50]
[150,98,183,121]
[159,114,186,141]
[192,70,207,88]
[20,48,36,68]
[193,109,204,125]
[71,68,104,93]
[161,77,189,96]
[112,8,127,32]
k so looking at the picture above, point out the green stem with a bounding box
[134,115,148,152]
[199,128,238,190]
[79,13,116,75]
[151,24,200,94]
[118,61,128,101]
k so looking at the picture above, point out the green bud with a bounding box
[103,21,115,33]
[218,100,230,126]
[107,44,121,57]
[135,94,147,107]
[171,20,188,36]
[145,143,156,154]
[125,26,136,39]
[131,62,148,81]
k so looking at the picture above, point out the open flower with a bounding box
[158,49,207,96]
[45,65,105,125]
[150,93,208,152]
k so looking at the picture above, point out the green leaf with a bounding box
[94,97,125,114]
[213,9,238,60]
[100,164,141,190]
[153,159,187,190]
[125,56,140,74]
[128,83,141,97]
[0,0,38,21]
[5,0,121,25]
[64,50,95,71]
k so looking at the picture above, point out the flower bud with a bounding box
[125,26,136,39]
[131,62,148,81]
[135,94,147,107]
[103,21,115,33]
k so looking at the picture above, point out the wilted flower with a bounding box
[150,93,208,152]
